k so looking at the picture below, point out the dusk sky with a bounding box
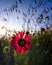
[0,0,52,32]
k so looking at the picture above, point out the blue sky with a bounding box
[0,0,52,32]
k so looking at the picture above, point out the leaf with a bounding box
[45,16,50,20]
[28,18,30,23]
[17,16,19,19]
[47,0,51,2]
[3,18,7,21]
[15,0,18,4]
[15,4,18,8]
[23,12,27,17]
[23,18,26,22]
[27,8,30,15]
[18,0,22,3]
[18,10,20,13]
[40,1,46,6]
[50,7,52,11]
[15,9,17,12]
[36,14,43,23]
[10,8,12,12]
[43,7,49,15]
[34,0,37,3]
[40,14,43,19]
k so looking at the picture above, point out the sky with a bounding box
[0,0,52,33]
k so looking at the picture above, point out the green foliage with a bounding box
[0,37,10,65]
[0,30,52,65]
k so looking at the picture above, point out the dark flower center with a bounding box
[18,39,26,47]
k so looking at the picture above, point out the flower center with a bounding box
[18,39,26,47]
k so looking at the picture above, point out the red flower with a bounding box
[10,31,31,54]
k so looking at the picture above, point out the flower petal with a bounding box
[21,47,26,53]
[19,31,25,38]
[25,35,30,42]
[25,42,30,50]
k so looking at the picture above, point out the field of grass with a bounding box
[0,30,52,65]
